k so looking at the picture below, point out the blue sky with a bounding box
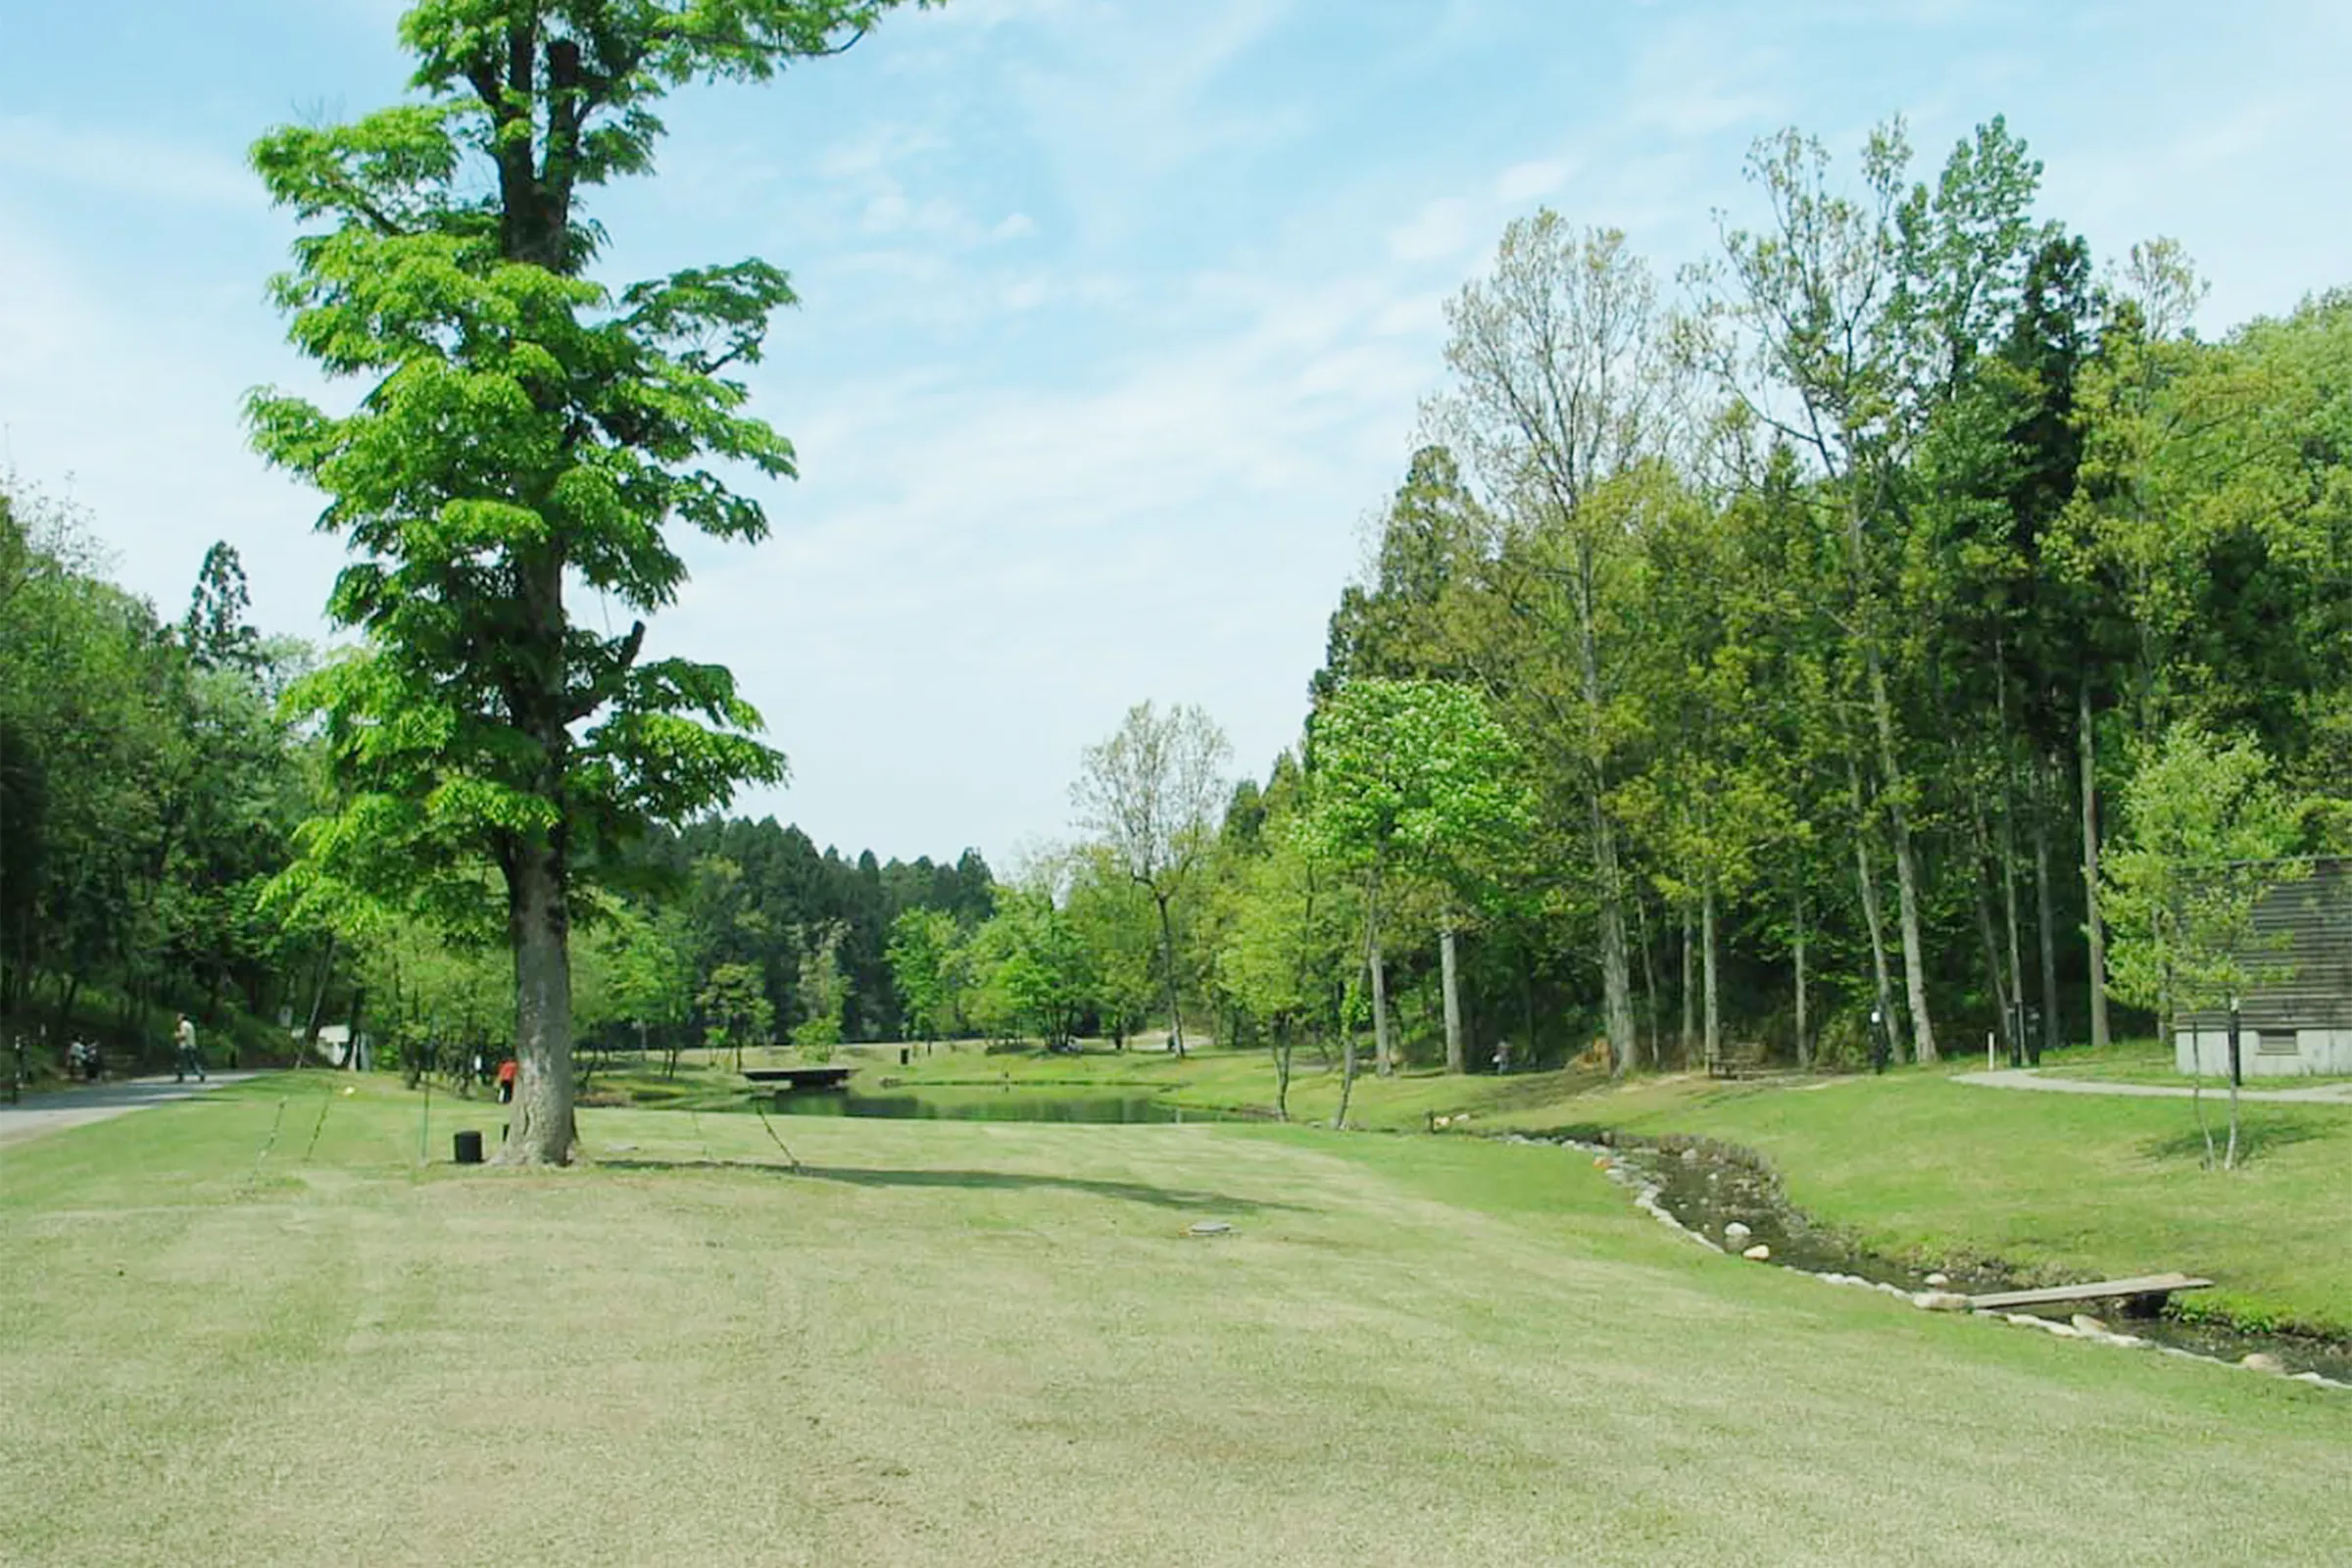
[3,0,2348,869]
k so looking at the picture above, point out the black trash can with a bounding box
[453,1129,484,1164]
[900,1048,910,1066]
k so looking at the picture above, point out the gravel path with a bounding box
[1958,1067,2352,1104]
[0,1072,268,1148]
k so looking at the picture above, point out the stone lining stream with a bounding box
[1491,1126,2352,1391]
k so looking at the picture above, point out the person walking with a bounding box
[173,1013,205,1084]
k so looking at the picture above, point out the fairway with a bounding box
[2,1076,2346,1567]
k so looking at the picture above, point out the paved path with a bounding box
[1958,1067,2352,1104]
[0,1072,268,1148]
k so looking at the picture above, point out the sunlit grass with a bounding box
[1,1071,2345,1565]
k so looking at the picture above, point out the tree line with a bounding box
[0,482,323,1071]
[1020,117,2351,1110]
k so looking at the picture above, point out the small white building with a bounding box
[2175,860,2352,1078]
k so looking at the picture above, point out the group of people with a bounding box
[57,1013,214,1084]
[59,1013,526,1097]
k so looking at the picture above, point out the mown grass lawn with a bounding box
[634,1037,2352,1334]
[2029,1035,2352,1088]
[1,1072,2346,1566]
[1477,1069,2352,1337]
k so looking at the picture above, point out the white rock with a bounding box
[1723,1221,1753,1244]
[1741,1244,1772,1261]
[1923,1272,1950,1288]
[2240,1352,2286,1375]
[1680,1147,1701,1164]
[2070,1313,2110,1336]
[1913,1292,1972,1312]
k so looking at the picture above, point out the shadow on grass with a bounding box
[2139,1112,2339,1166]
[593,1156,1307,1215]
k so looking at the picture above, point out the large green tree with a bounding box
[248,0,932,1162]
[1070,702,1232,1055]
[1298,678,1531,1081]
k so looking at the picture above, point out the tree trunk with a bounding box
[2226,1021,2241,1172]
[1972,854,2014,1061]
[1847,756,1901,1060]
[2078,676,2112,1051]
[1679,908,1695,1064]
[1992,637,2029,1057]
[1571,535,1638,1076]
[1272,1021,1294,1121]
[1520,959,1537,1071]
[1593,803,1638,1076]
[1333,1014,1359,1131]
[2033,753,2062,1063]
[1365,868,1393,1078]
[1701,880,1720,1070]
[1636,892,1661,1069]
[1998,787,2028,1059]
[1792,883,1810,1071]
[1440,915,1463,1074]
[1153,890,1185,1057]
[1961,771,2014,1062]
[497,835,576,1165]
[1868,656,1937,1062]
[301,934,339,1069]
[346,984,368,1075]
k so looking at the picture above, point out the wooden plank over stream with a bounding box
[741,1066,855,1091]
[1967,1273,2212,1311]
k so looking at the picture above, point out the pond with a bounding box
[768,1087,1250,1124]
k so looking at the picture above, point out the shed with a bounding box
[2175,858,2352,1077]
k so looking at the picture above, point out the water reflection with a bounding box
[771,1088,1241,1124]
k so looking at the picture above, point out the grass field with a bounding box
[2,1072,2347,1566]
[614,1038,2352,1333]
[815,1039,2352,1337]
[2028,1035,2352,1088]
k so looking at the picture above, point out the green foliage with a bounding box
[1297,678,1531,887]
[789,922,847,1056]
[0,479,318,1063]
[697,959,772,1065]
[2103,723,2307,1022]
[1061,850,1159,1047]
[966,881,1097,1052]
[886,906,963,1044]
[242,1,937,1158]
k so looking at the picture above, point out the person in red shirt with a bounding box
[496,1058,518,1103]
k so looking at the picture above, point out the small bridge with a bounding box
[1967,1272,2212,1314]
[741,1066,856,1092]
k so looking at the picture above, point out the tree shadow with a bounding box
[2138,1112,2338,1166]
[592,1157,1308,1215]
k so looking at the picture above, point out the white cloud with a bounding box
[0,115,258,211]
[991,212,1037,241]
[1386,196,1477,265]
[1494,158,1573,205]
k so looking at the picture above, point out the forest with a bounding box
[0,486,998,1076]
[6,114,2348,1101]
[920,116,2352,1093]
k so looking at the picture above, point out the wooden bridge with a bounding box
[741,1065,855,1092]
[1967,1272,2212,1314]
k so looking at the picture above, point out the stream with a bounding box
[1523,1126,2352,1388]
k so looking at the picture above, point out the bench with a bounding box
[1705,1043,1770,1080]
